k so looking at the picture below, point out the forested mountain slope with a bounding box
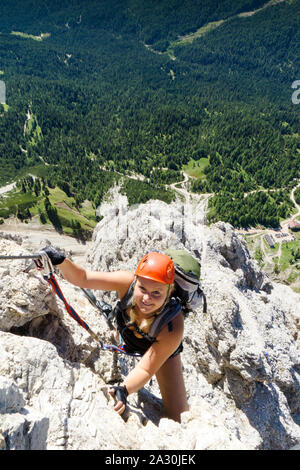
[0,0,299,228]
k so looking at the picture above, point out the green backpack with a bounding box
[165,249,207,314]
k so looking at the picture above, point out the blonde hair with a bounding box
[126,281,174,334]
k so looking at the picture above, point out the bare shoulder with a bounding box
[116,270,135,299]
[157,311,184,342]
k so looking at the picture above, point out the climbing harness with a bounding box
[0,251,141,357]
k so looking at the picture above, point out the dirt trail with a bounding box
[290,183,300,220]
[0,182,16,195]
[169,171,213,204]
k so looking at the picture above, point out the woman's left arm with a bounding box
[111,313,184,413]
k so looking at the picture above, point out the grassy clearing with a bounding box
[79,199,97,221]
[0,190,41,218]
[0,103,9,112]
[280,234,300,270]
[1,163,52,186]
[44,187,97,231]
[166,20,225,59]
[26,163,52,179]
[262,237,279,256]
[177,20,225,45]
[25,113,43,147]
[11,31,50,41]
[0,184,97,236]
[183,158,209,179]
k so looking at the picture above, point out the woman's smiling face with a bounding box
[133,276,170,317]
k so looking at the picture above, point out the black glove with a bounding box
[110,385,128,407]
[41,246,66,266]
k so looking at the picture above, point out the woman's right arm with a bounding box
[41,246,134,296]
[58,258,134,294]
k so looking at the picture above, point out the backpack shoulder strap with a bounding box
[111,279,135,321]
[118,279,135,309]
[147,298,182,340]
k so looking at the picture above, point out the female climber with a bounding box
[43,247,189,423]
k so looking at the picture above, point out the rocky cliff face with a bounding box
[1,186,300,450]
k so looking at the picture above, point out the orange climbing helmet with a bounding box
[135,252,175,284]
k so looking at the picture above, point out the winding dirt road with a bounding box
[290,183,300,220]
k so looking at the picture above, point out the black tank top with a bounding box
[114,281,155,355]
[114,281,183,357]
